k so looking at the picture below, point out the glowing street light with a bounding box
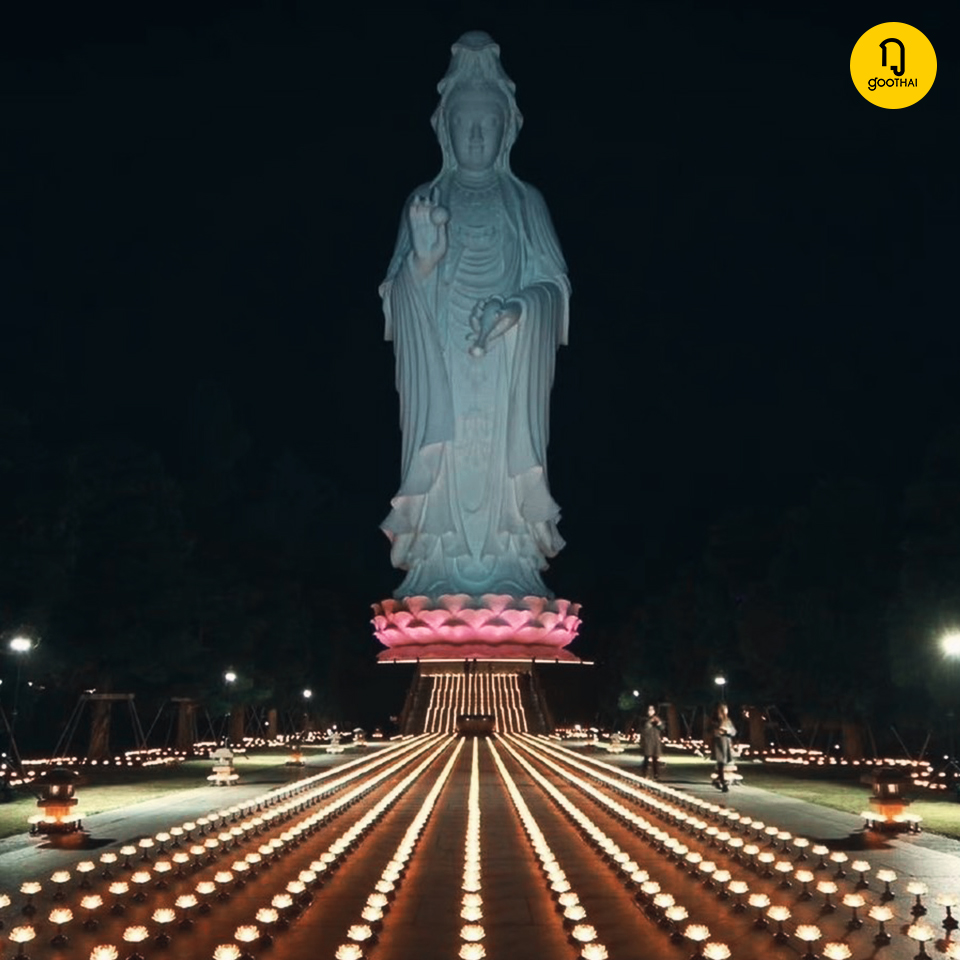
[940,632,960,776]
[303,689,313,700]
[714,676,727,700]
[7,635,35,736]
[942,633,960,658]
[224,671,237,684]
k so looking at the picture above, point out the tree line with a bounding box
[3,385,960,758]
[0,383,388,754]
[588,427,960,754]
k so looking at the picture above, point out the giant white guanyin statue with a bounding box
[374,31,580,660]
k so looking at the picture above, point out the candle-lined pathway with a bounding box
[3,732,960,959]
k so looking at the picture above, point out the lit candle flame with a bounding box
[795,924,822,943]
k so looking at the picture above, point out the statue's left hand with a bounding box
[483,299,522,342]
[468,297,522,356]
[470,296,504,335]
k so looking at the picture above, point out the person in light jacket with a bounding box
[710,702,737,792]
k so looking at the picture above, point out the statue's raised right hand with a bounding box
[409,187,449,277]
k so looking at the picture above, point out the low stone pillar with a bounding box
[747,706,766,752]
[666,702,681,741]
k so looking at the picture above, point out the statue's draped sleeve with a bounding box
[379,188,455,505]
[505,181,570,522]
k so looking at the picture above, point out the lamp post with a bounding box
[302,689,313,736]
[8,636,34,733]
[714,675,728,703]
[940,633,960,788]
[223,671,238,747]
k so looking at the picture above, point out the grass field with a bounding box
[659,753,960,840]
[0,751,315,841]
[744,766,960,839]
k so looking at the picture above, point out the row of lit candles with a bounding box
[12,738,415,903]
[458,738,485,959]
[466,671,490,718]
[519,734,960,957]
[423,672,529,733]
[6,732,400,790]
[488,737,610,959]
[15,736,441,958]
[539,734,868,865]
[423,672,474,734]
[1,735,439,956]
[209,735,451,960]
[424,673,460,732]
[494,672,529,733]
[508,735,878,960]
[694,741,953,790]
[207,735,451,960]
[329,737,465,960]
[525,735,936,906]
[533,734,818,854]
[539,732,927,881]
[425,673,466,733]
[503,734,717,958]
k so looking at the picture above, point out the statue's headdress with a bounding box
[431,31,522,174]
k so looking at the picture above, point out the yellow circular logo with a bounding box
[851,22,937,108]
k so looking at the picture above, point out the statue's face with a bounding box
[448,90,505,172]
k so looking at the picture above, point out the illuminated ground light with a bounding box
[88,947,119,960]
[8,926,36,960]
[936,892,960,931]
[907,921,936,957]
[842,892,865,928]
[767,904,791,942]
[868,903,893,942]
[794,923,822,960]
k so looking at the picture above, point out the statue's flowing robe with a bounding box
[380,172,570,599]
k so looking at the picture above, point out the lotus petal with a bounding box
[438,594,474,613]
[404,596,432,615]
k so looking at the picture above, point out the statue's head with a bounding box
[432,31,522,175]
[446,82,508,173]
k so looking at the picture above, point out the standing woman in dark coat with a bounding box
[640,704,664,780]
[710,702,737,792]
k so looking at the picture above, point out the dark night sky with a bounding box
[2,0,957,610]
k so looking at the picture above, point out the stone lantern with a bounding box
[861,767,915,830]
[207,747,238,786]
[30,769,82,835]
[285,737,305,767]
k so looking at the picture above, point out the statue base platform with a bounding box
[372,594,583,662]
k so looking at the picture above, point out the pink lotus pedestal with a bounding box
[372,594,583,662]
